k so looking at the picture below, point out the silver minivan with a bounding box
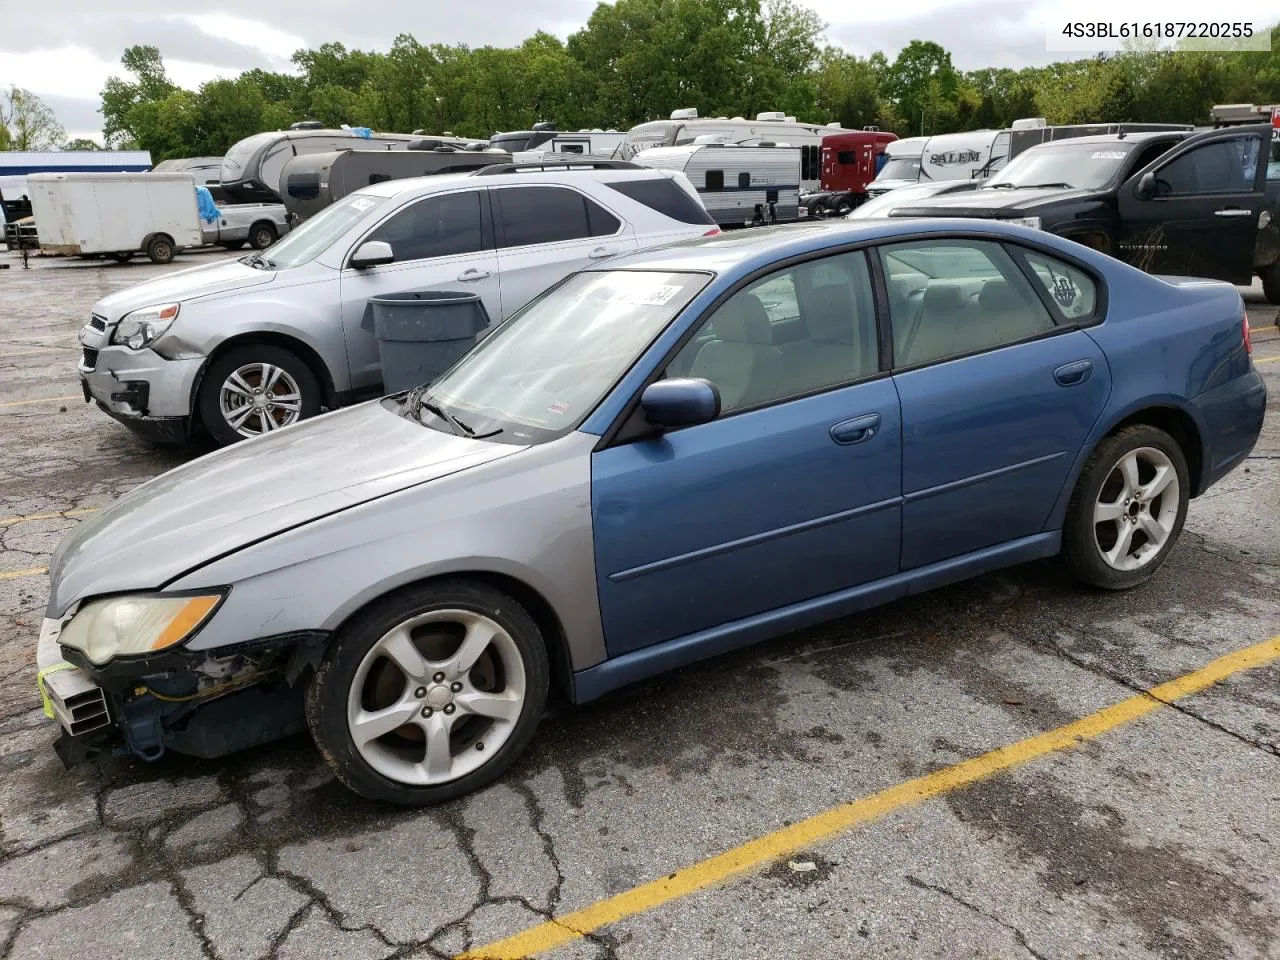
[76,163,718,446]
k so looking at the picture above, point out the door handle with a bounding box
[588,247,616,259]
[1054,359,1093,386]
[1213,208,1252,217]
[830,413,881,445]
[457,268,492,282]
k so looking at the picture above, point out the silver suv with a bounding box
[76,161,718,446]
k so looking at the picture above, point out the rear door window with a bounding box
[496,186,617,246]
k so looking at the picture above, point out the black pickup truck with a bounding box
[892,123,1280,303]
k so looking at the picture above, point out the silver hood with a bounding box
[92,258,276,320]
[47,401,526,616]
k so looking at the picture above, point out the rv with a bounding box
[865,137,929,197]
[619,109,854,191]
[152,157,227,200]
[633,142,800,227]
[492,123,624,160]
[280,141,512,221]
[801,129,899,216]
[221,126,433,203]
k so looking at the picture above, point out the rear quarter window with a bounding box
[604,178,715,225]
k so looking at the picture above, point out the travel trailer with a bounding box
[280,141,512,221]
[489,122,623,158]
[152,157,227,201]
[633,142,800,227]
[620,109,855,191]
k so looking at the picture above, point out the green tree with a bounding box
[1,86,67,150]
[811,47,888,128]
[62,138,103,150]
[883,40,958,135]
[100,45,178,148]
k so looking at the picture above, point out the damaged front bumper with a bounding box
[37,619,330,767]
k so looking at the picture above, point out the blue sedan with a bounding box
[40,219,1266,804]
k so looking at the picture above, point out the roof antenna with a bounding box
[1117,126,1127,140]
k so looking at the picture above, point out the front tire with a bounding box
[306,580,550,806]
[1061,424,1190,590]
[197,344,321,446]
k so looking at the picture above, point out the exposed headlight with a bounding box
[110,303,180,350]
[59,592,225,665]
[1007,216,1042,231]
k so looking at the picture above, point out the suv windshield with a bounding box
[876,158,921,181]
[986,141,1136,191]
[257,194,389,269]
[411,270,710,443]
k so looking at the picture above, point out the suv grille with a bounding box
[89,315,107,332]
[82,348,99,369]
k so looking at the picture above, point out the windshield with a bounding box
[986,142,1135,190]
[220,133,276,180]
[875,158,921,182]
[258,194,389,269]
[413,270,710,443]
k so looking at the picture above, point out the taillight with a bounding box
[1243,312,1253,356]
[703,227,721,236]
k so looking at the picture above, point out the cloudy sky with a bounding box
[3,0,1274,142]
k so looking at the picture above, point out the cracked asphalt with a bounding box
[0,247,1278,960]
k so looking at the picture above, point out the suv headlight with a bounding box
[1007,216,1042,231]
[59,592,225,665]
[111,304,180,350]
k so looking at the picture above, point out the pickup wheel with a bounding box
[1261,263,1280,306]
[146,235,175,264]
[197,344,321,446]
[249,222,278,250]
[1061,425,1189,590]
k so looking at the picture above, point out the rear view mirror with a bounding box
[1135,172,1156,201]
[351,240,394,269]
[640,378,720,429]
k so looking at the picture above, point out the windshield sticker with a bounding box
[607,283,683,306]
[350,197,377,211]
[1090,151,1127,160]
[547,400,571,415]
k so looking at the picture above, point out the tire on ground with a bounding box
[250,222,278,250]
[146,234,175,264]
[1261,262,1280,306]
[306,579,550,807]
[196,343,322,446]
[1061,423,1190,590]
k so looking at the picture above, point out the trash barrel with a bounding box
[365,291,491,394]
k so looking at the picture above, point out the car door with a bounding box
[1116,127,1268,283]
[492,184,637,318]
[882,237,1111,570]
[338,189,500,393]
[590,250,902,656]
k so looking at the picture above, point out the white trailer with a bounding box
[27,172,203,264]
[633,142,801,227]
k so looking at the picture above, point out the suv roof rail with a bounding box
[471,159,643,176]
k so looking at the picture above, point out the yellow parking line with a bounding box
[0,567,48,581]
[459,633,1280,960]
[1255,355,1280,365]
[0,507,99,526]
[0,395,82,409]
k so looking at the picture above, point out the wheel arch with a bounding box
[325,570,576,700]
[190,331,339,422]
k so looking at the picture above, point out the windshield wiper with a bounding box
[243,253,276,269]
[420,397,475,437]
[1023,182,1074,189]
[988,182,1019,188]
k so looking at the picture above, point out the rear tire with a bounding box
[1261,262,1280,306]
[306,580,549,806]
[1061,424,1189,590]
[197,344,321,446]
[146,235,175,264]
[249,222,277,250]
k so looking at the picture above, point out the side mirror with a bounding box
[350,240,394,269]
[640,378,720,429]
[1135,172,1156,201]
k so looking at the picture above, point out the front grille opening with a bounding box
[81,348,99,369]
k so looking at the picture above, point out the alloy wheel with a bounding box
[1092,446,1180,572]
[218,362,303,437]
[345,609,526,786]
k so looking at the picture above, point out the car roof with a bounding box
[603,218,1083,275]
[357,165,671,199]
[1026,131,1186,147]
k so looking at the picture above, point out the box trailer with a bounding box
[27,172,203,263]
[633,142,801,227]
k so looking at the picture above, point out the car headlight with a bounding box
[1007,216,1042,231]
[59,592,225,665]
[110,303,180,350]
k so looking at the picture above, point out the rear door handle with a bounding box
[1054,359,1093,386]
[830,413,881,445]
[588,247,617,259]
[1214,207,1253,217]
[457,268,492,282]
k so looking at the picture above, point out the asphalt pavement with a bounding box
[0,246,1277,960]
